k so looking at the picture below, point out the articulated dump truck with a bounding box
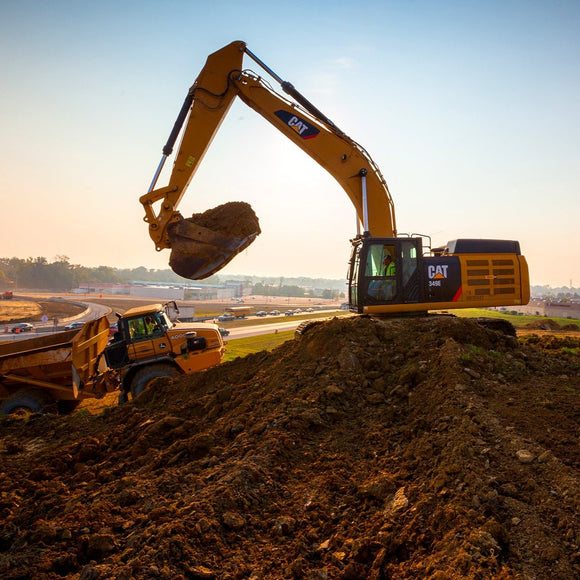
[0,304,225,415]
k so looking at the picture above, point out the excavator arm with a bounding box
[140,40,396,279]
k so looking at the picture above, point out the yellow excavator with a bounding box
[140,41,530,315]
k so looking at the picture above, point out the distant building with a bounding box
[130,285,184,300]
[75,281,245,301]
[74,283,131,295]
[545,301,580,319]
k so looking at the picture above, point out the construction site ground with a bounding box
[0,300,85,325]
[0,308,579,578]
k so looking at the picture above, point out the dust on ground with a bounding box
[0,316,579,579]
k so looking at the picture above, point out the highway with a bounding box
[225,319,304,339]
[0,299,344,343]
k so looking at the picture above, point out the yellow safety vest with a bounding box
[384,261,396,276]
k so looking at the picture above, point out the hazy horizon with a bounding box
[3,254,579,292]
[2,1,579,287]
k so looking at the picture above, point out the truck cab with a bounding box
[104,303,224,399]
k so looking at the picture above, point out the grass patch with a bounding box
[450,308,578,329]
[561,347,579,356]
[222,330,295,362]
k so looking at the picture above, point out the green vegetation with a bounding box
[0,256,346,294]
[460,344,502,368]
[222,331,295,362]
[251,281,341,299]
[459,343,485,365]
[451,308,579,328]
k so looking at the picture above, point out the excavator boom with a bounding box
[140,41,395,279]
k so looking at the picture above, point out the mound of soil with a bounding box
[1,317,579,579]
[525,318,563,331]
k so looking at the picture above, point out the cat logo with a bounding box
[428,265,449,280]
[274,110,320,139]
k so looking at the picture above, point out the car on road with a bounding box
[217,314,235,322]
[269,310,281,316]
[11,323,34,333]
[284,310,294,316]
[65,321,85,330]
[255,311,267,317]
[218,327,230,337]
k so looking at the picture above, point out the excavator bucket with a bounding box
[167,201,261,279]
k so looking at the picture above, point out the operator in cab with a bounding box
[383,250,396,277]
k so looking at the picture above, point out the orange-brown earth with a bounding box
[0,316,579,579]
[0,301,85,325]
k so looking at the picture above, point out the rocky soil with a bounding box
[0,316,579,579]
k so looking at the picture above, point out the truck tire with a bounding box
[130,364,180,399]
[1,389,58,416]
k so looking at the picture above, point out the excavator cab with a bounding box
[349,237,424,314]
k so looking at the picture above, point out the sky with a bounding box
[1,0,579,286]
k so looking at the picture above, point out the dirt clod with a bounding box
[1,316,579,579]
[168,201,260,279]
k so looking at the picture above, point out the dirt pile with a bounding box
[168,202,261,280]
[1,316,579,579]
[525,318,580,332]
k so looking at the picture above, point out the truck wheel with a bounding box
[130,364,180,399]
[1,389,57,416]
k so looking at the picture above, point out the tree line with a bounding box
[0,257,345,298]
[0,256,208,291]
[251,281,339,299]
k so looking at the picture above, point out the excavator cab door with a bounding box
[348,237,424,313]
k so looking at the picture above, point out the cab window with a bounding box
[127,314,165,340]
[128,318,146,340]
[365,244,395,277]
[365,243,397,301]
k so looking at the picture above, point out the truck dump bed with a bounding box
[0,317,113,404]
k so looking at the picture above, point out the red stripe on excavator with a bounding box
[452,286,462,302]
